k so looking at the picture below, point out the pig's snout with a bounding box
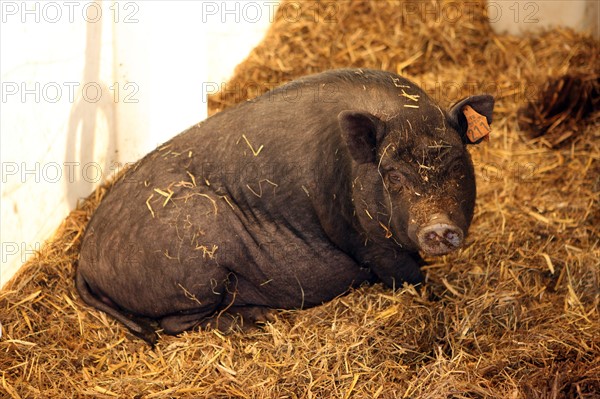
[416,214,464,256]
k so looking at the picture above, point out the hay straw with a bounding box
[2,1,599,397]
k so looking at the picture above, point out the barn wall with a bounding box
[489,0,599,38]
[1,1,275,288]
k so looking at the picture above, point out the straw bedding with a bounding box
[2,1,598,398]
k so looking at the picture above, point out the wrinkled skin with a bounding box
[76,69,494,344]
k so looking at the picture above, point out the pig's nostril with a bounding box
[426,232,438,241]
[417,223,464,256]
[445,230,460,243]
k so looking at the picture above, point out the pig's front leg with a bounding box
[363,249,425,288]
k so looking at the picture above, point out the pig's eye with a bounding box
[448,159,464,175]
[387,171,407,188]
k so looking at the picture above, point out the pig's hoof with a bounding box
[200,306,275,333]
[130,326,159,346]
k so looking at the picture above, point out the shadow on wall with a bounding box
[65,3,116,208]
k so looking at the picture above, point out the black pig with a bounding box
[76,69,494,343]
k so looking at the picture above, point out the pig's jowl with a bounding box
[76,69,494,343]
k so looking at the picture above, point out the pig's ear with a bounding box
[448,95,495,145]
[338,110,385,164]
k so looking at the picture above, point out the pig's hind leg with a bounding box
[159,306,219,335]
[198,305,276,333]
[160,305,275,335]
[75,271,159,345]
[159,268,276,334]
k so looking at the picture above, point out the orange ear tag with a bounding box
[463,105,491,143]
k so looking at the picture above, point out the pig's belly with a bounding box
[206,214,375,309]
[230,251,375,310]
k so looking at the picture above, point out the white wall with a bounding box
[489,0,599,38]
[1,0,276,288]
